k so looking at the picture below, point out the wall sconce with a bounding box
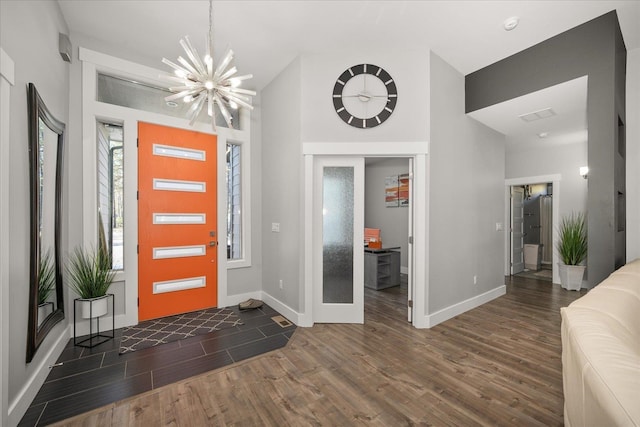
[580,166,589,179]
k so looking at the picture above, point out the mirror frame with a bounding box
[26,83,65,363]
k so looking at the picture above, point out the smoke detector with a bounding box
[503,16,519,31]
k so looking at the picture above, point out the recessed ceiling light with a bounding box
[166,100,179,108]
[503,16,519,31]
[538,132,549,138]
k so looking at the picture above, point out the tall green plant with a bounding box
[557,212,587,265]
[66,246,115,299]
[38,249,56,305]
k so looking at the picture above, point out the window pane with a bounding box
[97,122,124,270]
[322,167,354,303]
[97,73,240,128]
[226,143,242,259]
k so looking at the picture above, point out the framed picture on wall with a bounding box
[385,175,399,207]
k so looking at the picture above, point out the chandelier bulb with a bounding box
[204,80,214,90]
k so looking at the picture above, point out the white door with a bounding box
[407,158,414,322]
[511,186,525,274]
[313,157,364,323]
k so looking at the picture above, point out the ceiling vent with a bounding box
[518,107,556,122]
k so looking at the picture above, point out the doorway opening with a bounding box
[510,182,553,282]
[364,157,411,322]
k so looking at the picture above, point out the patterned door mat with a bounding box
[119,307,242,354]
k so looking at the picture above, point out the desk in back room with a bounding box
[364,247,401,290]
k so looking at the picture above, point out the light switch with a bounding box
[271,223,280,232]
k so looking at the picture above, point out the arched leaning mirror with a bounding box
[26,83,65,363]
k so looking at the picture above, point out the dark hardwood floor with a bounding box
[19,304,295,426]
[50,276,585,426]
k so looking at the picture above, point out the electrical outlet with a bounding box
[473,275,477,285]
[279,279,283,289]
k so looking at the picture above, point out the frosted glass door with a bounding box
[313,157,364,323]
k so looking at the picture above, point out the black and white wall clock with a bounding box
[332,64,398,129]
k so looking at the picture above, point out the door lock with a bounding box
[209,241,217,247]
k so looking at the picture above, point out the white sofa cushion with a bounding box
[562,258,640,427]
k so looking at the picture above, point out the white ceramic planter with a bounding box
[80,296,109,319]
[558,263,586,291]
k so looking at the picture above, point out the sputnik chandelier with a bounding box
[161,0,255,130]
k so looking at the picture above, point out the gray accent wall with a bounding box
[0,0,70,422]
[465,11,627,286]
[429,52,506,313]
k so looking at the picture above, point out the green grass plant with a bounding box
[67,246,115,299]
[557,212,587,265]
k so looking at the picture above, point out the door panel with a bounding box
[511,186,525,274]
[314,157,364,323]
[138,122,217,321]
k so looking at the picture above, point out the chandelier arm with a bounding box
[207,91,214,118]
[162,58,191,77]
[213,49,234,79]
[217,91,251,103]
[177,56,200,77]
[165,89,202,102]
[218,66,238,82]
[159,74,195,84]
[222,87,257,96]
[188,95,207,126]
[168,85,202,92]
[230,74,254,83]
[180,37,207,76]
[222,95,253,111]
[214,94,234,128]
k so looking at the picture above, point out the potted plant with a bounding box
[67,246,115,318]
[557,212,587,290]
[38,249,56,322]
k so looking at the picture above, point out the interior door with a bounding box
[511,186,525,274]
[313,157,364,323]
[138,122,217,321]
[407,159,414,322]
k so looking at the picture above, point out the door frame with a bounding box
[302,142,428,327]
[80,48,251,330]
[505,174,561,284]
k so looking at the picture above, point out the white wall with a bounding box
[506,142,588,220]
[429,52,506,314]
[364,158,410,269]
[0,1,70,424]
[301,50,430,142]
[627,48,640,262]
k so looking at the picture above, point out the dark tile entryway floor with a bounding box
[19,304,296,426]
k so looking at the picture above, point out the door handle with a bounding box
[209,241,217,247]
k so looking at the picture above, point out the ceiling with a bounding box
[57,1,638,144]
[468,76,588,151]
[58,1,640,92]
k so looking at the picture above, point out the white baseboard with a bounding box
[9,324,70,427]
[222,291,263,309]
[424,285,506,328]
[260,291,310,326]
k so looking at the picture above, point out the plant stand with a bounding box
[74,294,114,348]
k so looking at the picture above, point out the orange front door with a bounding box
[138,122,217,321]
